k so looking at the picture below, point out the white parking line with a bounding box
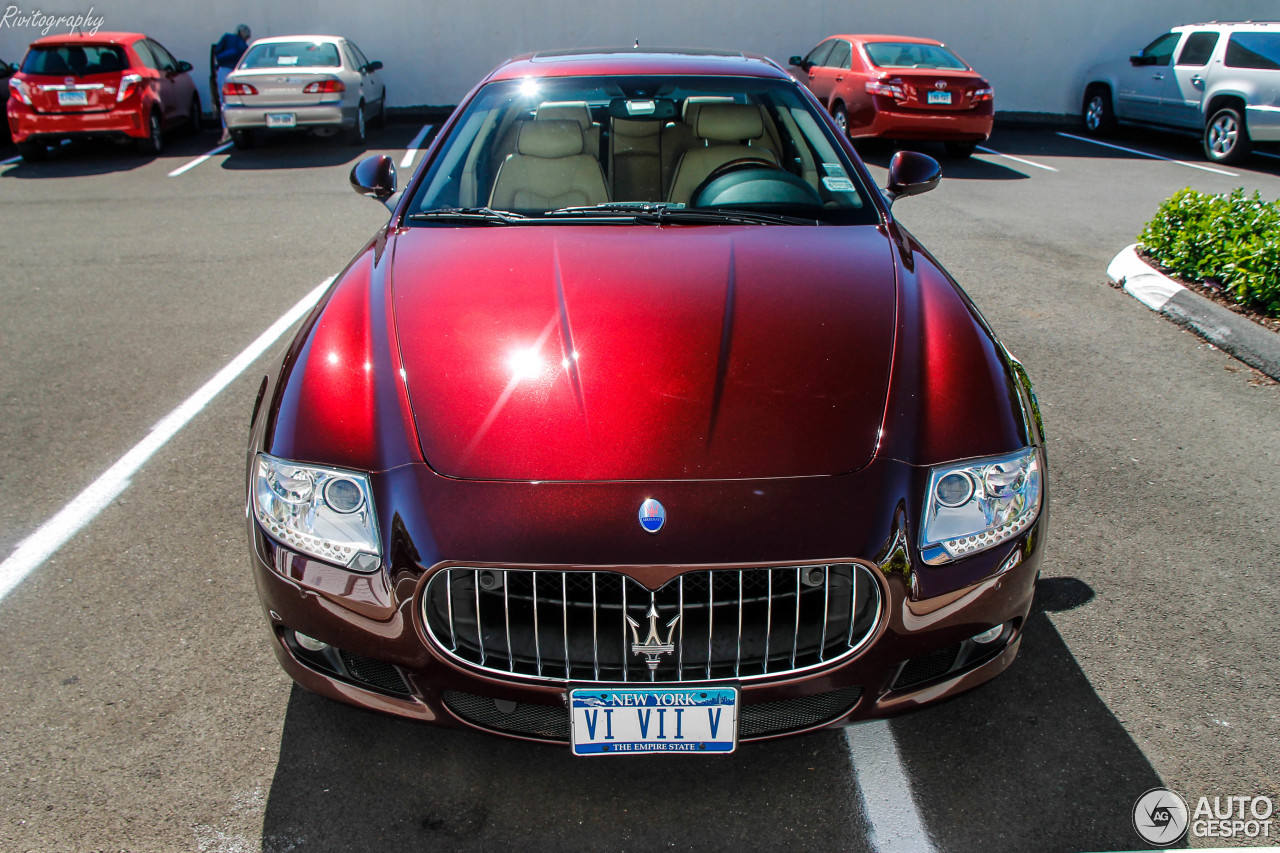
[399,124,434,168]
[167,142,233,177]
[0,155,22,166]
[975,145,1058,172]
[1056,132,1239,177]
[0,277,333,605]
[1256,150,1280,161]
[846,722,937,853]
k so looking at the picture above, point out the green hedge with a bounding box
[1139,187,1280,317]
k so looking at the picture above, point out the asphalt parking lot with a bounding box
[0,121,1278,852]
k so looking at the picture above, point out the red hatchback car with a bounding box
[248,48,1046,754]
[790,35,993,157]
[7,31,201,160]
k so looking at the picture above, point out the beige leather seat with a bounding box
[489,119,609,211]
[660,96,734,198]
[610,118,662,201]
[666,104,780,205]
[535,100,600,160]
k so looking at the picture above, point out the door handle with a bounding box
[1152,73,1164,80]
[835,75,844,81]
[1191,75,1204,88]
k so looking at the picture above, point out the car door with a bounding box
[1116,31,1181,123]
[1165,31,1220,129]
[145,38,183,124]
[809,40,851,105]
[796,39,836,96]
[348,41,379,103]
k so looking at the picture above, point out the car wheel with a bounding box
[1204,106,1251,164]
[1082,86,1115,136]
[345,101,367,146]
[16,140,47,161]
[833,103,849,137]
[945,141,976,159]
[230,129,254,150]
[137,109,162,155]
[187,95,203,135]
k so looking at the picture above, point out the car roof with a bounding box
[248,35,347,45]
[831,34,947,46]
[487,47,788,81]
[29,31,143,46]
[1175,21,1280,30]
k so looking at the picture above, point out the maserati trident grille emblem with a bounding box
[626,603,680,670]
[638,498,665,533]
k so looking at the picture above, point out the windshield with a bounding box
[406,74,880,225]
[239,41,341,69]
[21,44,128,76]
[864,42,969,70]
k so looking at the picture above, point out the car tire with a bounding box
[1203,106,1251,164]
[230,129,255,150]
[945,141,976,159]
[137,109,163,155]
[1082,86,1115,136]
[345,101,367,146]
[832,103,849,138]
[187,95,203,135]
[16,140,47,161]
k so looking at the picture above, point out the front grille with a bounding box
[423,564,881,684]
[442,686,863,742]
[893,643,961,689]
[338,651,412,695]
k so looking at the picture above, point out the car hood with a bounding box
[390,224,898,481]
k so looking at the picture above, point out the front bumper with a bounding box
[7,102,146,143]
[223,103,356,132]
[248,459,1046,745]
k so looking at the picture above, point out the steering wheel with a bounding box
[691,157,822,210]
[699,157,784,186]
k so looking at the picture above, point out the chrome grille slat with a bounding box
[424,564,880,685]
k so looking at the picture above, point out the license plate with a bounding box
[926,90,952,105]
[57,90,87,106]
[570,687,738,755]
[266,112,296,128]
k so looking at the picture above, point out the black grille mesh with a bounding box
[442,686,862,742]
[338,651,411,695]
[893,644,961,689]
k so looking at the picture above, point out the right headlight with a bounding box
[919,447,1041,565]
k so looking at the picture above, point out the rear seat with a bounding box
[609,118,662,201]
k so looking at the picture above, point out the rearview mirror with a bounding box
[884,151,941,203]
[350,154,396,200]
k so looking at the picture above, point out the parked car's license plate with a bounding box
[266,112,297,128]
[57,90,87,106]
[570,687,738,755]
[926,91,952,105]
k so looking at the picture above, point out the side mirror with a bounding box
[351,154,397,200]
[366,60,383,72]
[789,55,804,66]
[884,151,941,203]
[177,60,193,73]
[1129,54,1152,66]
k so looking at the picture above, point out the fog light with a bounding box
[972,625,1003,645]
[802,567,826,587]
[478,570,503,591]
[295,631,328,652]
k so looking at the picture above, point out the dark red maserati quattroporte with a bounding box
[247,48,1047,755]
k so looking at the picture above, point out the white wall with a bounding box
[3,1,1275,117]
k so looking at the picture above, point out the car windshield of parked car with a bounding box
[407,74,880,225]
[239,41,341,69]
[864,42,968,70]
[21,44,128,76]
[1225,32,1280,69]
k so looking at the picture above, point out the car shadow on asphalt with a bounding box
[258,576,1173,853]
[219,127,418,171]
[0,133,218,178]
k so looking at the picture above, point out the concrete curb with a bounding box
[1108,244,1280,381]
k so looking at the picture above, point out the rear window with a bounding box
[1225,32,1280,70]
[864,42,968,70]
[240,41,341,69]
[21,44,128,76]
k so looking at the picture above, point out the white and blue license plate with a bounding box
[570,687,738,755]
[266,112,297,128]
[926,90,952,105]
[57,90,88,106]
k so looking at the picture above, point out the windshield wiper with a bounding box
[408,207,528,224]
[548,202,818,226]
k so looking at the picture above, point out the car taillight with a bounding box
[222,82,258,96]
[116,73,143,102]
[302,79,345,94]
[972,87,994,103]
[865,79,905,100]
[8,77,33,105]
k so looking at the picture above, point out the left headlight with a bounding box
[251,453,381,572]
[920,447,1041,565]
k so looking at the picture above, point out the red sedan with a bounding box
[6,31,201,160]
[248,48,1046,753]
[790,34,993,158]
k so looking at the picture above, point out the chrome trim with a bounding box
[591,573,599,681]
[705,570,714,680]
[446,568,456,651]
[422,563,884,686]
[502,571,513,672]
[791,567,801,669]
[735,572,744,677]
[819,566,829,662]
[532,570,542,677]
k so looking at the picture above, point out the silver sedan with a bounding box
[222,35,385,148]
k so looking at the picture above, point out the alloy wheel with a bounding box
[1207,113,1237,157]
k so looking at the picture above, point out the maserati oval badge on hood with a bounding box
[638,499,666,534]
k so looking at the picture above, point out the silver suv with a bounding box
[1080,21,1280,164]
